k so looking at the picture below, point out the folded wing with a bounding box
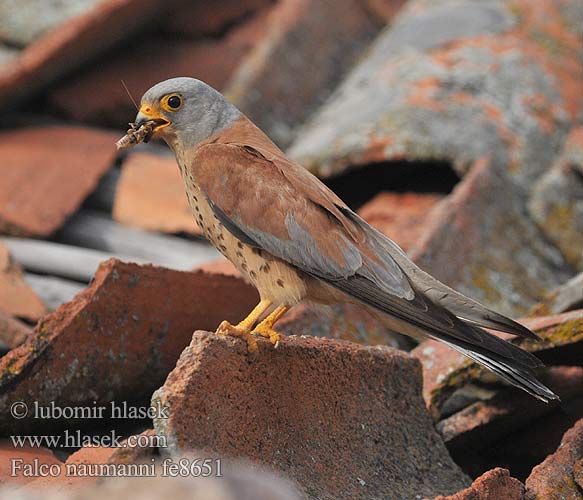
[191,141,557,402]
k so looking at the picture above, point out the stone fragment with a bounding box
[0,260,258,435]
[153,331,470,499]
[357,191,443,252]
[0,126,117,237]
[0,242,45,321]
[526,418,583,500]
[49,9,269,126]
[113,153,201,235]
[225,0,390,146]
[529,127,583,271]
[0,0,177,106]
[430,468,524,500]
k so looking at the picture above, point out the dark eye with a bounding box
[167,95,182,109]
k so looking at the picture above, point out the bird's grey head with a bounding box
[135,77,241,151]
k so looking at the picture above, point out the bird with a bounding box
[130,77,558,403]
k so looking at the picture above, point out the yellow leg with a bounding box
[216,299,272,352]
[252,305,289,345]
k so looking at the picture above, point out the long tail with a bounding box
[432,330,559,403]
[332,275,559,403]
[335,209,559,402]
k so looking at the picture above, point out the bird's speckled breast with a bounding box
[177,159,308,306]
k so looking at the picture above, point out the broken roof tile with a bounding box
[0,259,258,435]
[153,331,470,499]
[225,0,391,147]
[49,7,270,126]
[0,0,178,107]
[0,241,45,321]
[413,309,583,415]
[357,191,444,252]
[0,126,118,237]
[113,153,200,235]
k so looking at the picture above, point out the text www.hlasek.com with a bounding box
[9,400,168,449]
[9,400,223,479]
[10,430,165,449]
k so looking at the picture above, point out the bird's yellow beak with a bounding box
[135,103,171,136]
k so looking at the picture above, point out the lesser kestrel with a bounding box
[123,77,557,403]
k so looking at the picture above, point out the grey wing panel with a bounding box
[339,207,539,339]
[207,193,414,299]
[207,194,361,278]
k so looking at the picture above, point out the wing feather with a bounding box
[338,208,540,340]
[194,142,413,298]
[190,139,556,402]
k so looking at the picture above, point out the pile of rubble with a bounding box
[1,0,582,498]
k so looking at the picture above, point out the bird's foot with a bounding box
[216,320,258,352]
[215,303,288,352]
[252,323,281,346]
[250,304,288,346]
